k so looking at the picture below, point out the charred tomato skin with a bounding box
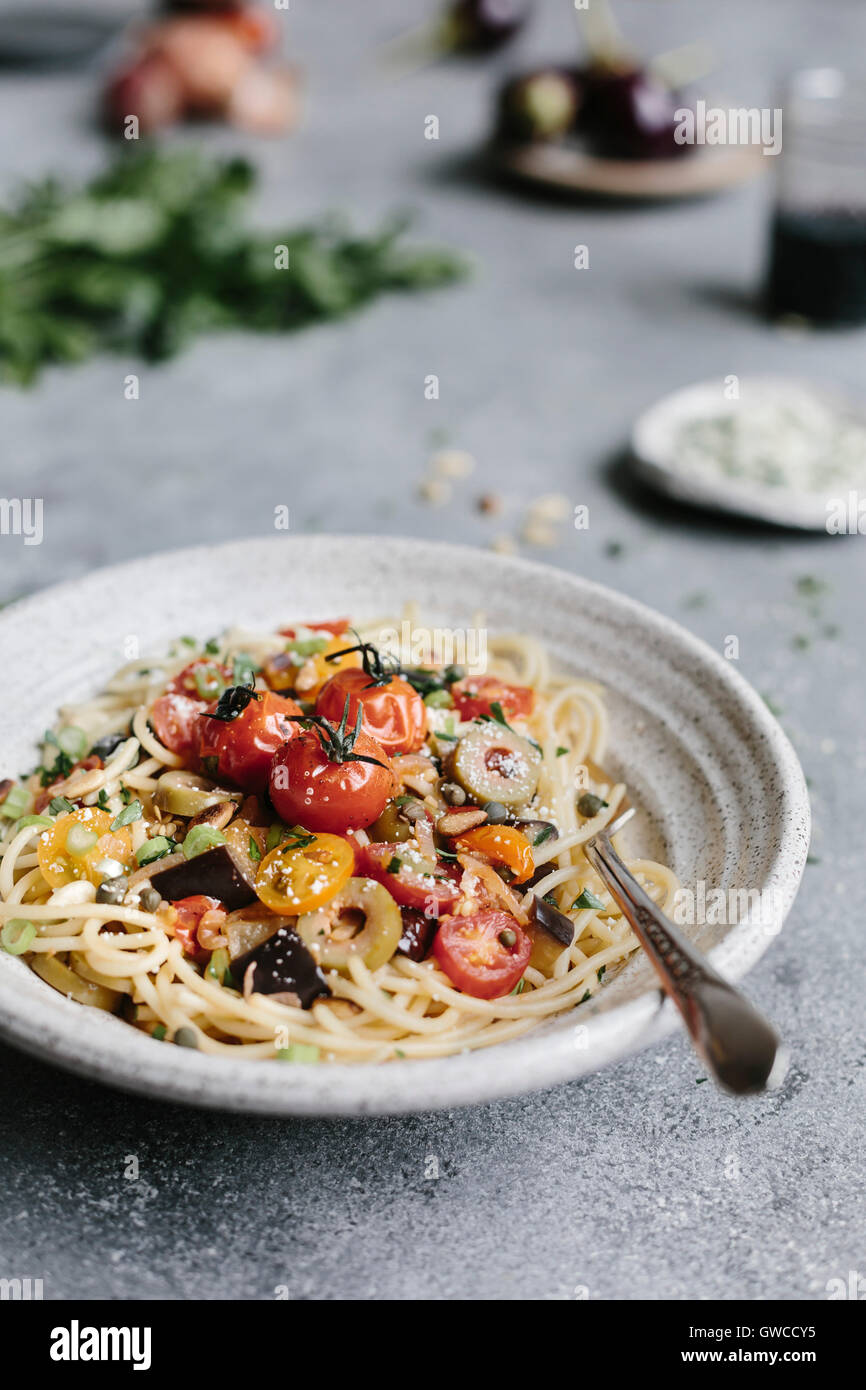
[198,690,303,794]
[316,668,427,757]
[269,727,395,833]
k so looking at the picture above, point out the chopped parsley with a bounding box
[110,799,142,831]
[572,888,606,912]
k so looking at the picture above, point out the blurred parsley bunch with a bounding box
[0,148,467,384]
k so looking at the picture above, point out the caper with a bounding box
[577,792,608,818]
[453,725,541,811]
[443,664,466,684]
[174,1027,199,1049]
[297,877,402,974]
[140,887,162,913]
[482,800,509,823]
[441,782,467,806]
[96,878,127,905]
[498,928,517,948]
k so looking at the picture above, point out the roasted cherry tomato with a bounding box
[450,675,534,723]
[359,841,462,914]
[198,690,303,794]
[433,909,531,999]
[263,635,360,699]
[34,755,102,813]
[166,658,232,701]
[37,807,135,888]
[255,832,354,915]
[151,693,206,759]
[454,824,534,883]
[316,668,426,757]
[170,894,223,962]
[269,727,394,833]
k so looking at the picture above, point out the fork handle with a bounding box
[584,831,786,1094]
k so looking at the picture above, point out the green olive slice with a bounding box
[296,876,402,974]
[453,724,541,811]
[154,770,242,819]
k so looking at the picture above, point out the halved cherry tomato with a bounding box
[198,690,303,794]
[269,727,394,833]
[170,894,223,962]
[34,755,102,813]
[166,659,232,701]
[255,832,354,914]
[263,634,360,699]
[151,693,206,759]
[37,807,135,888]
[454,825,534,884]
[359,841,462,914]
[433,909,531,999]
[316,669,426,757]
[279,619,350,640]
[450,675,534,723]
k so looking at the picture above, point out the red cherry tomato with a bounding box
[359,841,462,914]
[170,895,222,963]
[278,618,350,640]
[166,658,232,700]
[269,728,394,833]
[151,693,206,758]
[433,910,531,999]
[198,691,303,794]
[316,669,426,757]
[450,675,534,723]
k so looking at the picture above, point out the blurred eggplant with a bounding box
[578,65,691,160]
[447,0,531,54]
[397,906,439,962]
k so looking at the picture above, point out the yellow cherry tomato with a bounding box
[262,637,360,699]
[37,808,135,888]
[254,831,354,915]
[454,825,535,884]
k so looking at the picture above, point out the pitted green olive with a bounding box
[453,725,541,810]
[154,769,242,819]
[296,876,402,974]
[368,798,430,844]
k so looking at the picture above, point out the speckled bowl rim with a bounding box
[0,536,810,1115]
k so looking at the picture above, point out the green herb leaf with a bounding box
[48,795,75,815]
[110,799,142,831]
[572,888,606,912]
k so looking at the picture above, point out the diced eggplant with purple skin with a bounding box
[397,906,439,962]
[150,844,256,911]
[528,892,574,947]
[232,925,331,1008]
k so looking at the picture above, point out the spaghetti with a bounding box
[0,615,678,1064]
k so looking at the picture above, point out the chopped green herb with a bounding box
[205,948,231,985]
[795,575,827,599]
[394,1048,406,1058]
[572,888,606,912]
[555,746,569,757]
[579,989,592,1004]
[119,787,132,805]
[533,826,557,846]
[791,634,811,651]
[695,1076,708,1085]
[604,540,624,559]
[249,835,262,862]
[510,978,526,995]
[180,636,197,647]
[39,750,73,786]
[48,795,75,816]
[387,855,402,873]
[204,638,221,656]
[151,1024,167,1041]
[597,965,606,982]
[806,854,821,865]
[110,799,142,831]
[96,789,110,811]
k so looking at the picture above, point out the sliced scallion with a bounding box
[1,919,36,954]
[14,814,54,833]
[66,824,98,857]
[57,726,87,759]
[135,836,173,866]
[48,795,76,815]
[182,824,226,859]
[0,784,31,820]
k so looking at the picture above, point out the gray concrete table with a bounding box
[0,0,863,1300]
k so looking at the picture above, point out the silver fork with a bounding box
[583,804,787,1094]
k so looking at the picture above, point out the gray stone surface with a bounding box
[0,0,864,1300]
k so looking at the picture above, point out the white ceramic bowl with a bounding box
[0,536,810,1114]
